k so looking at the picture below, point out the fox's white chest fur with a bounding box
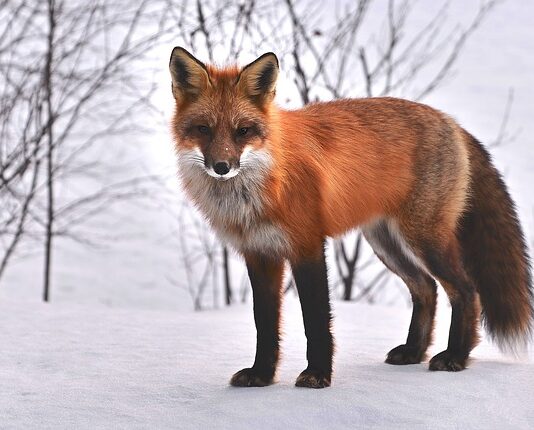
[178,147,290,256]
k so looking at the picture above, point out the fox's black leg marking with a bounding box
[362,221,437,365]
[423,241,480,371]
[291,243,333,388]
[386,276,437,365]
[230,255,284,387]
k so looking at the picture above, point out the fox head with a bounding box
[169,47,278,181]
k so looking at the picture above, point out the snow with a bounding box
[1,297,532,429]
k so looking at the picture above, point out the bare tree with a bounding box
[0,0,175,298]
[170,199,223,311]
[42,0,56,301]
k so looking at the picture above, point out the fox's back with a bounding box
[275,97,470,238]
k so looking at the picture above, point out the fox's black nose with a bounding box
[214,161,230,175]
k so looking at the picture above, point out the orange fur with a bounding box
[170,57,465,261]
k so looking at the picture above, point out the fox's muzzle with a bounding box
[204,158,240,180]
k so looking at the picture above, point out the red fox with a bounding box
[169,47,532,388]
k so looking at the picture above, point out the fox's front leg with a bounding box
[292,242,333,388]
[230,254,284,387]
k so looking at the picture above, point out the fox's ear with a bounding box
[237,52,279,104]
[169,47,210,102]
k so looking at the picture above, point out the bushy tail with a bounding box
[458,133,533,354]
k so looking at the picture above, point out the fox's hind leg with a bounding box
[362,220,437,364]
[387,276,437,364]
[421,237,481,371]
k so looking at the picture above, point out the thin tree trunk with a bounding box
[223,246,232,305]
[340,233,362,301]
[342,273,355,301]
[43,0,56,302]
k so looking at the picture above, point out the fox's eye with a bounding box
[237,127,249,137]
[197,125,210,135]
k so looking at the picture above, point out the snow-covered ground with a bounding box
[1,297,532,429]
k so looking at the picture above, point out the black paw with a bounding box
[295,368,331,388]
[385,344,423,365]
[230,368,274,387]
[429,350,467,371]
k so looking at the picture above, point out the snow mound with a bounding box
[1,298,532,429]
